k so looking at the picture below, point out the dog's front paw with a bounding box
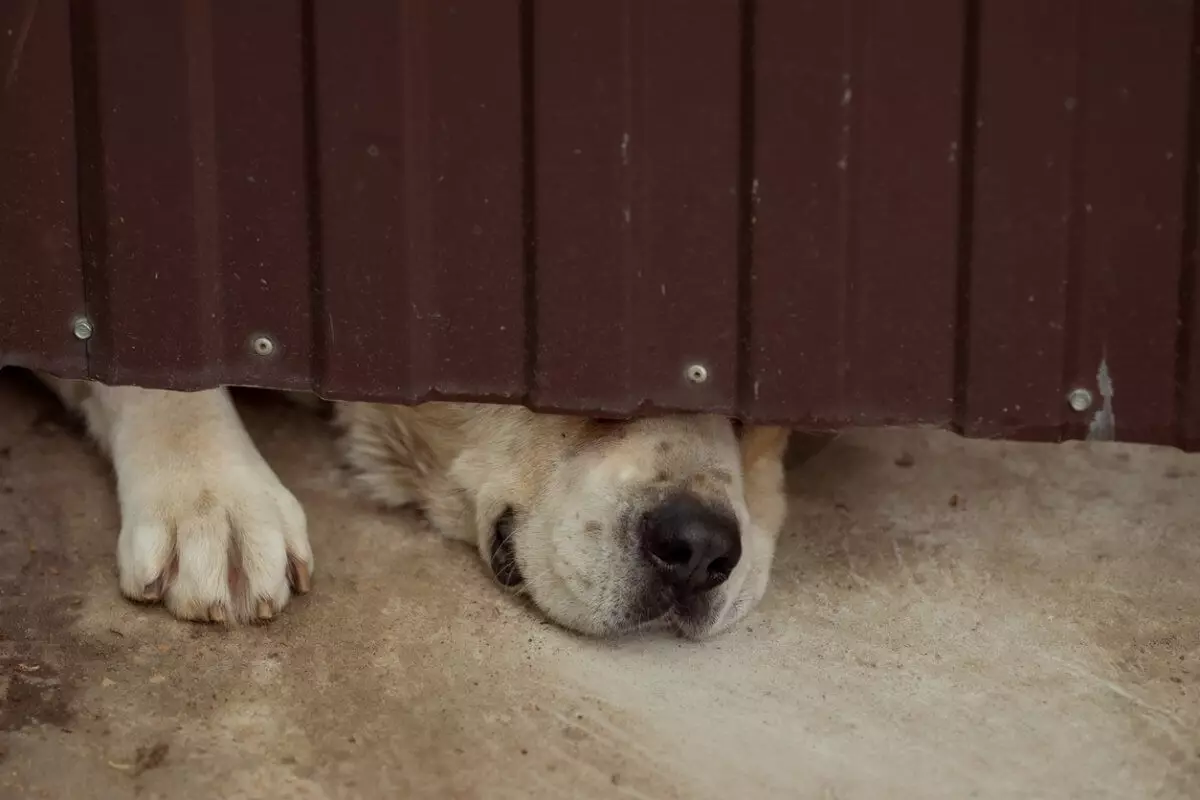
[115,455,313,623]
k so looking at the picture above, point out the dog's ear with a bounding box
[334,403,453,510]
[738,426,790,472]
[738,426,791,535]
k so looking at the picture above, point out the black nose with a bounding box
[640,493,741,598]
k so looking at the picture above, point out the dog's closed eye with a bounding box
[488,507,524,588]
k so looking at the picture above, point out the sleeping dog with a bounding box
[38,377,790,639]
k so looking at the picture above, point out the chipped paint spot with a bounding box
[1087,358,1116,442]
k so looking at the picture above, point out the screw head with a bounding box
[71,316,94,341]
[685,364,709,384]
[251,335,276,357]
[1067,388,1093,412]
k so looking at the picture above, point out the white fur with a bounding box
[35,375,787,638]
[42,378,313,623]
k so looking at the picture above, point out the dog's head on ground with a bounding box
[336,402,790,640]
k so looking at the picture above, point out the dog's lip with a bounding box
[662,592,719,637]
[488,507,524,588]
[617,585,715,635]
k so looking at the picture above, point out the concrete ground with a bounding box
[1,372,1198,800]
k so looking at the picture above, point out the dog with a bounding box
[34,376,790,639]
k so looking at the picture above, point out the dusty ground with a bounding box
[0,372,1198,800]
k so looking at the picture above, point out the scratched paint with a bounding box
[1087,359,1116,442]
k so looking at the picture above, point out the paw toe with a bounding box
[286,552,312,594]
[255,598,278,621]
[117,478,311,624]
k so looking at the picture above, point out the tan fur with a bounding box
[336,403,791,638]
[33,373,790,639]
[337,403,582,545]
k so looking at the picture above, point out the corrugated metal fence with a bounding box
[2,0,1198,448]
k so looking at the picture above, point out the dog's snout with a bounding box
[640,492,741,597]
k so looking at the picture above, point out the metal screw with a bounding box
[685,364,709,384]
[251,335,276,357]
[71,316,94,341]
[1067,388,1093,412]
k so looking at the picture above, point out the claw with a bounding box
[141,555,178,602]
[286,553,312,594]
[208,603,227,623]
[256,599,276,620]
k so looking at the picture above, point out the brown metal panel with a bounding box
[77,0,219,387]
[746,0,964,427]
[75,0,311,390]
[209,1,314,390]
[743,0,847,426]
[311,0,525,403]
[4,0,1198,448]
[0,0,86,376]
[1183,12,1200,452]
[532,0,743,416]
[71,1,309,389]
[967,0,1193,447]
[1071,0,1192,446]
[963,1,1077,441]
